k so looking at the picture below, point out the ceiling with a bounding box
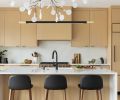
[0,0,120,7]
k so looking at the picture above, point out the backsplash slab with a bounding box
[0,41,107,64]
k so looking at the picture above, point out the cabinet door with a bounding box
[20,12,37,47]
[5,10,20,46]
[112,24,120,33]
[71,8,90,47]
[112,8,120,23]
[0,12,4,46]
[90,9,108,47]
[112,34,120,74]
[37,7,72,40]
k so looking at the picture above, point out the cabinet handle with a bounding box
[114,46,116,62]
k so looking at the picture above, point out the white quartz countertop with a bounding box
[0,66,116,75]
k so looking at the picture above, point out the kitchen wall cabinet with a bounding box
[37,7,72,40]
[0,11,4,46]
[20,11,37,47]
[112,33,120,74]
[72,8,108,47]
[90,9,108,47]
[72,8,90,47]
[4,9,20,46]
[112,7,120,23]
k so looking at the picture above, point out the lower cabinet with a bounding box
[118,76,120,92]
[112,33,120,74]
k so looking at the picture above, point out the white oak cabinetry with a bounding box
[90,9,108,47]
[72,8,108,47]
[37,7,72,40]
[72,8,90,47]
[0,10,4,46]
[112,6,120,74]
[4,9,20,46]
[111,7,120,97]
[20,11,37,47]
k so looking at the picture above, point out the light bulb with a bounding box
[19,6,25,12]
[65,10,72,15]
[39,9,42,20]
[31,13,37,22]
[51,8,56,15]
[59,15,64,21]
[55,14,59,22]
[72,2,78,8]
[28,9,32,15]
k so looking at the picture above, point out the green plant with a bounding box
[0,50,7,57]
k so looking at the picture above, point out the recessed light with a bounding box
[10,0,15,7]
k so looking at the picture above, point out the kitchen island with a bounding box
[0,66,117,100]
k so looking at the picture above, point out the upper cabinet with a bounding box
[4,9,20,47]
[112,7,120,23]
[0,10,4,46]
[72,8,90,47]
[37,7,72,40]
[20,11,37,47]
[72,8,108,47]
[90,9,108,47]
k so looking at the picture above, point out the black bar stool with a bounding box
[44,75,67,100]
[78,75,103,100]
[8,75,33,100]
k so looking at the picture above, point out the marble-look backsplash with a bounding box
[0,41,107,64]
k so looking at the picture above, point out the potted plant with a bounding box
[0,50,7,63]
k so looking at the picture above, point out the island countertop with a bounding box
[0,66,117,100]
[0,66,116,75]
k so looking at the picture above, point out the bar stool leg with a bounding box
[64,90,67,100]
[96,90,99,100]
[81,89,84,100]
[9,89,14,100]
[79,89,81,100]
[29,89,32,100]
[12,90,15,100]
[100,90,102,100]
[45,90,49,100]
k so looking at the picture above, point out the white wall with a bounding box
[1,41,107,64]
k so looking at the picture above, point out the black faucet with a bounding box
[52,50,58,70]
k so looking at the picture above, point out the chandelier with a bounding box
[19,0,79,22]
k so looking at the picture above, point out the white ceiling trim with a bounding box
[0,0,120,7]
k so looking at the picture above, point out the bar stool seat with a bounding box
[44,75,67,100]
[8,75,33,100]
[78,75,103,100]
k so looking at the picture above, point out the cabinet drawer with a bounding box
[112,24,120,33]
[118,76,120,91]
